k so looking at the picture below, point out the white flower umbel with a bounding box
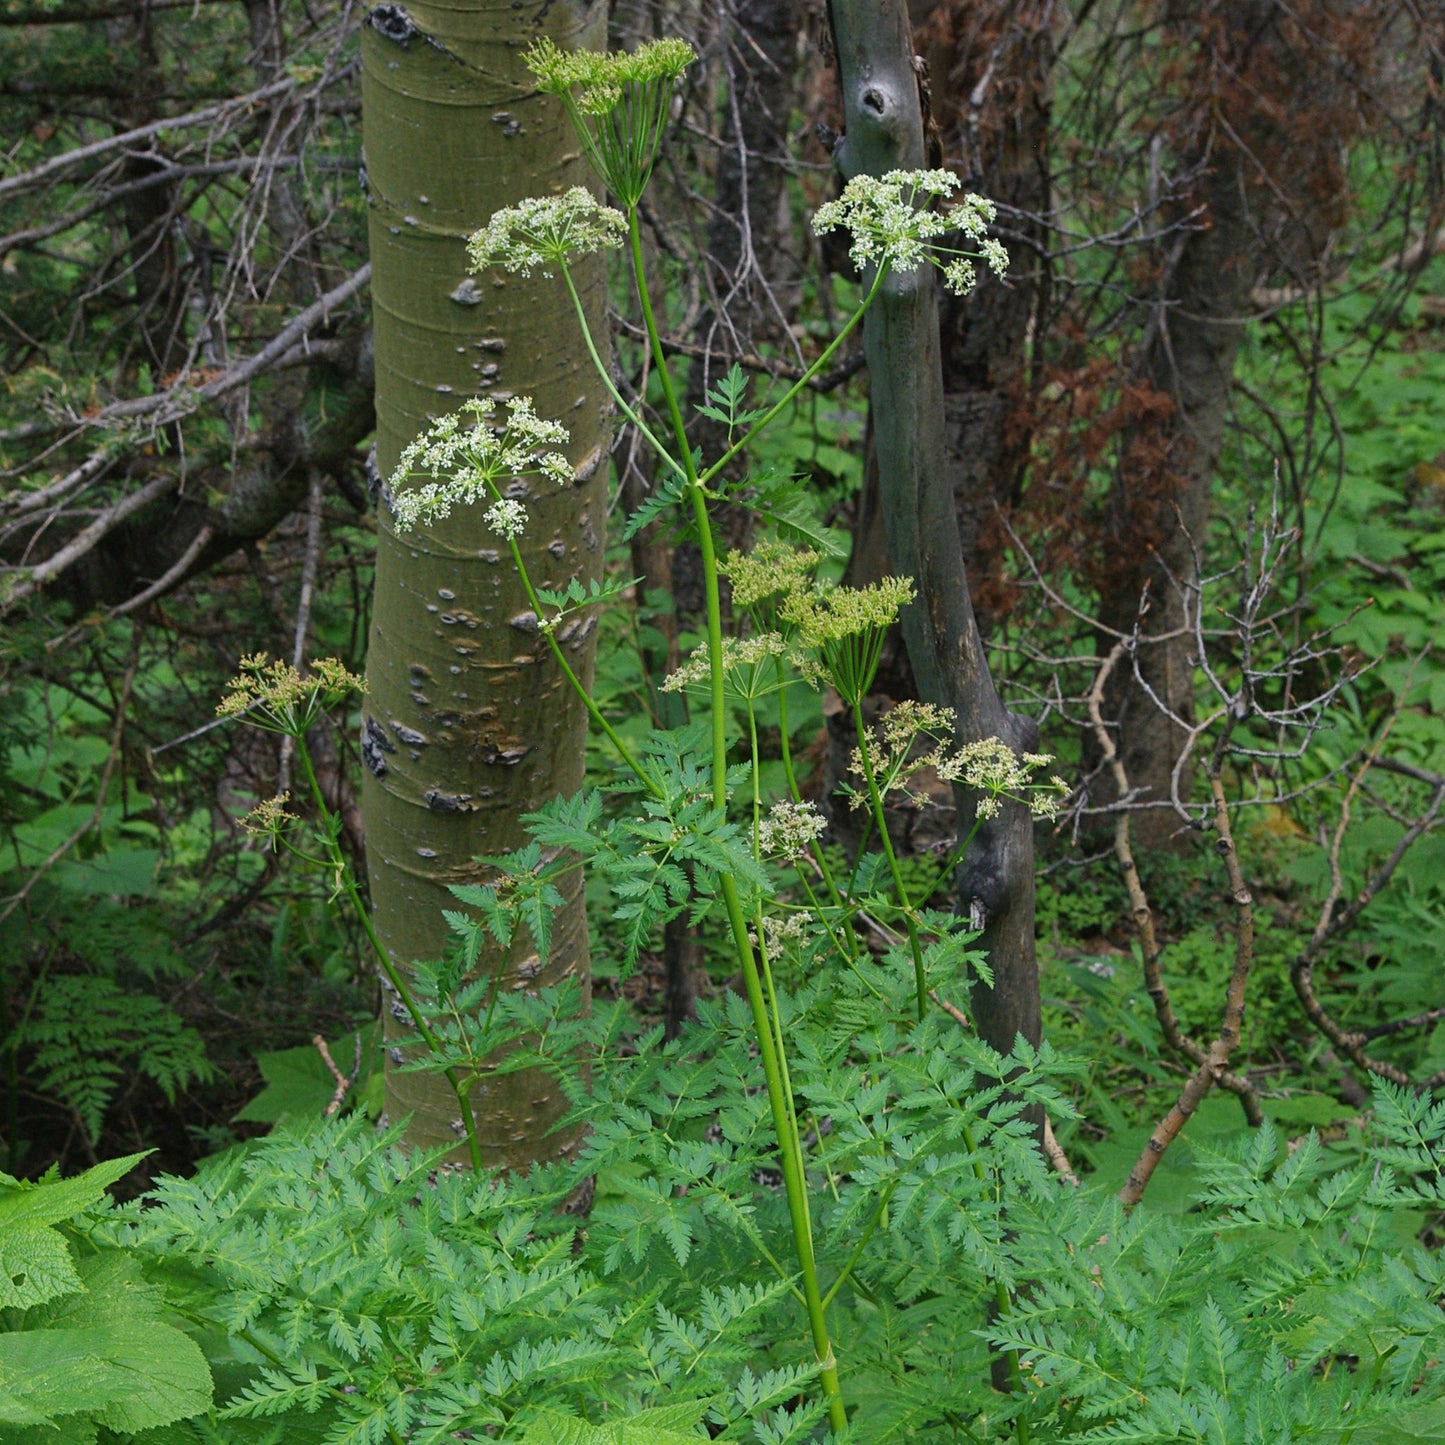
[483,498,529,540]
[811,170,1007,297]
[390,396,571,534]
[467,187,626,278]
[933,738,1069,820]
[750,910,816,957]
[757,800,828,861]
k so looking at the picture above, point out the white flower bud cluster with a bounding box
[749,910,816,956]
[482,499,529,540]
[467,187,627,278]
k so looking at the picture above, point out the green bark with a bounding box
[828,0,1041,1064]
[361,0,610,1168]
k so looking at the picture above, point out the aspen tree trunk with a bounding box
[828,0,1042,1064]
[361,0,610,1168]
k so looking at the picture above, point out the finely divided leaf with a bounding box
[519,1404,708,1444]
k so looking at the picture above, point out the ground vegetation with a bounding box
[1,1,1444,1440]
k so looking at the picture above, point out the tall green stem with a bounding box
[628,204,847,1434]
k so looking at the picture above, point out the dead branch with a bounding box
[0,76,297,202]
[1087,639,1263,1124]
[1120,773,1259,1208]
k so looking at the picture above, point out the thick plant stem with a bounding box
[296,742,483,1173]
[719,874,846,1431]
[627,211,847,1434]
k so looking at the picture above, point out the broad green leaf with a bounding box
[50,846,161,897]
[0,1225,80,1311]
[234,1027,378,1124]
[0,1153,147,1232]
[0,1321,210,1429]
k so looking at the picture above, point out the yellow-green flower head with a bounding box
[390,396,572,534]
[660,632,790,694]
[467,187,626,277]
[239,791,298,849]
[781,575,916,648]
[781,575,916,704]
[812,170,1007,296]
[524,39,696,206]
[217,655,362,736]
[724,542,821,613]
[526,36,697,112]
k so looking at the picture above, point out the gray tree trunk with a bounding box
[828,0,1041,1064]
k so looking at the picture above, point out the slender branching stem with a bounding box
[560,263,683,478]
[294,742,484,1173]
[776,666,854,951]
[698,267,886,487]
[506,535,660,799]
[850,699,927,1019]
[822,1178,898,1309]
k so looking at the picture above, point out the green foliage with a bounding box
[232,1026,381,1127]
[696,364,768,438]
[115,965,1445,1442]
[520,1405,713,1445]
[0,1154,211,1438]
[21,974,214,1145]
[10,29,1445,1445]
[0,669,228,1163]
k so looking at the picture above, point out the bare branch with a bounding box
[1120,774,1260,1209]
[0,77,296,202]
[1087,640,1262,1125]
